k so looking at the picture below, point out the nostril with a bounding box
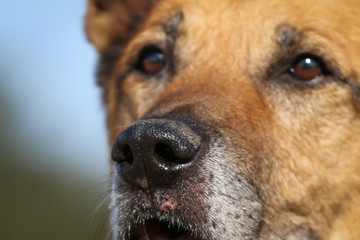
[154,143,194,165]
[122,144,134,165]
[112,144,134,169]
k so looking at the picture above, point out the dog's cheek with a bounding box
[259,82,360,234]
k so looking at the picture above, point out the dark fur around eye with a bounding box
[266,52,336,88]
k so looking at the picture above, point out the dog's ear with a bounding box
[85,0,155,53]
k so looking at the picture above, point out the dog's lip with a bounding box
[131,219,199,240]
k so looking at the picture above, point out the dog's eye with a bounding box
[136,47,165,75]
[289,55,326,81]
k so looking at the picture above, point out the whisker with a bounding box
[261,220,286,240]
[259,195,298,228]
[85,177,111,193]
[88,195,111,240]
[95,207,112,240]
[107,125,129,136]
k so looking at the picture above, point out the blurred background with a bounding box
[0,0,111,239]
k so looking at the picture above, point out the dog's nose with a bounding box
[111,119,202,188]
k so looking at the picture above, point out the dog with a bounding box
[85,0,360,239]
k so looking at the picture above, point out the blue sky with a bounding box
[0,0,109,180]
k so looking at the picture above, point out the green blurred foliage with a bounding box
[0,83,110,240]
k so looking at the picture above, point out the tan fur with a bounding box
[86,0,360,239]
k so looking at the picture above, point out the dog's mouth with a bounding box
[130,219,198,240]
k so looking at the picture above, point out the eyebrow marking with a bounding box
[163,11,184,37]
[162,12,183,75]
[275,23,299,49]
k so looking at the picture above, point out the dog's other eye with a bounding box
[289,55,326,81]
[136,47,165,75]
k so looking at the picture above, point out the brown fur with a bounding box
[85,0,360,239]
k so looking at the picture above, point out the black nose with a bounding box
[111,119,202,188]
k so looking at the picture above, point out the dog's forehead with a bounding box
[144,0,360,75]
[149,0,360,33]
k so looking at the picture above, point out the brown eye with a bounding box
[290,56,325,81]
[136,47,165,75]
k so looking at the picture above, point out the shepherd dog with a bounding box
[85,0,360,239]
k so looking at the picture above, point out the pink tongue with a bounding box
[145,220,197,240]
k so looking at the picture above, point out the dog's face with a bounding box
[85,0,360,239]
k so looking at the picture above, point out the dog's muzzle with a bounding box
[110,118,262,240]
